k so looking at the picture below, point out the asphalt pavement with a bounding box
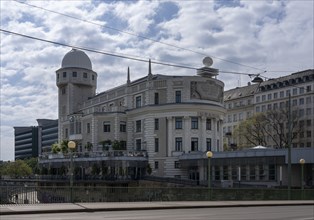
[1,200,313,216]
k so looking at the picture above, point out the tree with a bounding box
[25,157,40,174]
[1,160,32,178]
[233,108,303,149]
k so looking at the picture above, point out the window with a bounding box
[214,166,220,181]
[136,139,141,151]
[267,104,271,110]
[206,138,212,151]
[273,92,278,99]
[233,114,237,122]
[256,96,260,103]
[191,117,198,129]
[241,165,247,180]
[306,108,311,115]
[268,165,276,180]
[92,75,95,80]
[87,123,90,133]
[262,95,266,101]
[299,98,304,105]
[72,71,77,77]
[292,88,297,95]
[227,115,232,123]
[306,97,311,104]
[191,138,198,151]
[175,137,182,151]
[306,120,312,127]
[217,140,220,152]
[175,91,181,103]
[286,90,290,96]
[63,72,67,78]
[175,117,183,129]
[154,161,159,169]
[273,103,278,109]
[61,87,66,95]
[239,113,243,121]
[57,73,60,80]
[300,87,304,94]
[103,121,110,132]
[249,166,256,180]
[136,120,141,132]
[154,93,159,104]
[280,91,284,98]
[259,165,265,180]
[154,118,159,130]
[223,166,228,180]
[206,118,211,130]
[292,99,297,106]
[174,161,180,169]
[120,121,126,132]
[306,85,311,92]
[135,96,141,108]
[299,109,305,117]
[307,131,311,138]
[256,106,260,112]
[155,138,159,152]
[261,105,266,112]
[83,72,87,78]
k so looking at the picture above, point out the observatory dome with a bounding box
[61,49,92,70]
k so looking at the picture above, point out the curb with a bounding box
[1,201,313,216]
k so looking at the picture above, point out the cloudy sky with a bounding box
[1,0,313,161]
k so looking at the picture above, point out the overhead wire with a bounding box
[13,0,266,72]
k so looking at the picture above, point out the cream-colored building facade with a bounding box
[55,49,225,180]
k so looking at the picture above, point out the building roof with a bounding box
[224,84,258,101]
[61,49,92,70]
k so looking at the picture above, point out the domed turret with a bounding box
[61,48,92,70]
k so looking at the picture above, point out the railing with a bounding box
[39,150,148,161]
[1,185,313,204]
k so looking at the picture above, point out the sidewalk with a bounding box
[1,200,313,215]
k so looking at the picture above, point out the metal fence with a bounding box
[1,185,313,204]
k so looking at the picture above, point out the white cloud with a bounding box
[0,0,313,160]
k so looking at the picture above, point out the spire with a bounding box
[127,67,130,84]
[148,59,152,79]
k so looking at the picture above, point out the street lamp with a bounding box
[299,159,305,193]
[206,151,213,200]
[68,140,76,203]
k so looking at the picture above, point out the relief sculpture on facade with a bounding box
[190,81,223,103]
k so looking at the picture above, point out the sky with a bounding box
[0,0,313,161]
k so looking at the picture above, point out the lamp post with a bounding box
[206,151,213,200]
[299,159,305,199]
[68,140,76,203]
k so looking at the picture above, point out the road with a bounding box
[1,206,313,220]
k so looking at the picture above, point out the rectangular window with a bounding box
[292,99,297,106]
[191,117,198,129]
[223,166,228,180]
[61,87,66,95]
[120,121,126,132]
[57,73,60,80]
[273,92,278,99]
[273,103,278,109]
[280,91,284,98]
[286,90,290,96]
[306,108,311,115]
[206,118,211,130]
[154,118,159,130]
[240,166,247,180]
[292,88,298,95]
[155,138,159,152]
[262,95,266,101]
[307,131,311,137]
[92,75,95,80]
[249,166,256,180]
[259,165,265,180]
[174,161,180,169]
[206,138,212,151]
[306,85,311,92]
[175,137,182,151]
[306,97,311,104]
[299,98,305,105]
[136,139,141,151]
[191,138,198,151]
[233,114,237,122]
[63,72,67,78]
[154,161,159,169]
[72,71,77,77]
[268,165,276,180]
[256,96,260,103]
[103,121,110,132]
[175,91,181,103]
[136,120,141,132]
[175,117,183,129]
[83,72,88,78]
[239,113,243,121]
[87,123,90,133]
[214,166,220,181]
[154,92,159,104]
[135,96,141,108]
